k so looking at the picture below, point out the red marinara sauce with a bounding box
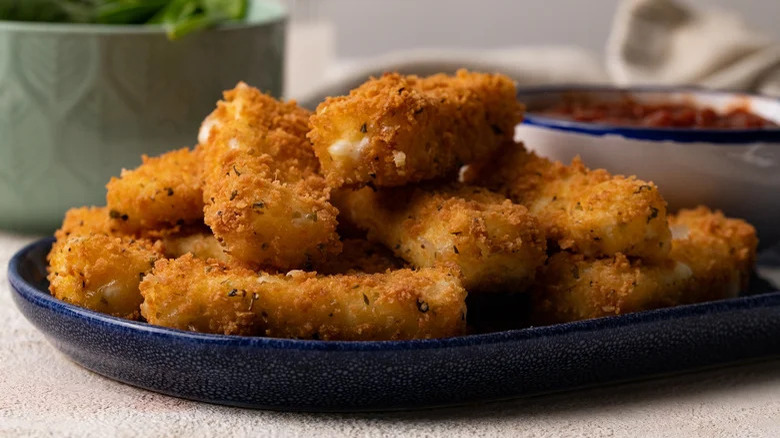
[541,97,778,129]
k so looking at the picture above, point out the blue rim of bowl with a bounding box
[518,85,780,144]
[0,0,286,34]
[9,237,780,353]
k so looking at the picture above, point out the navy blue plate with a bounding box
[9,237,780,412]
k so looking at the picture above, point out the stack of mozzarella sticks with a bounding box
[47,70,758,341]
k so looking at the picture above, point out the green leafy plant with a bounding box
[0,0,249,39]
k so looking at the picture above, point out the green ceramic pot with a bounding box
[0,1,286,233]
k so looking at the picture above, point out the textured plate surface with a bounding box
[9,238,780,412]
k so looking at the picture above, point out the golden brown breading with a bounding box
[45,70,764,343]
[669,206,757,300]
[314,238,405,275]
[198,83,342,270]
[56,205,187,244]
[55,206,117,240]
[198,82,319,181]
[333,183,547,292]
[532,253,692,324]
[532,207,757,324]
[308,70,523,187]
[464,142,671,261]
[47,234,162,320]
[106,148,204,232]
[140,254,467,340]
[161,230,231,263]
[202,150,341,270]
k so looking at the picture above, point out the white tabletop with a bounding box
[2,231,779,438]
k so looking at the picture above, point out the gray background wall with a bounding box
[286,0,780,59]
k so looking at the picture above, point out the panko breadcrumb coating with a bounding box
[57,205,198,244]
[532,207,757,324]
[308,70,523,187]
[48,234,162,320]
[203,151,341,270]
[140,254,467,340]
[313,238,405,275]
[44,71,762,342]
[198,82,320,181]
[58,206,233,263]
[50,206,161,319]
[199,84,341,270]
[532,252,692,324]
[161,229,231,263]
[106,148,204,233]
[334,183,547,292]
[670,206,758,300]
[55,206,117,240]
[464,142,671,261]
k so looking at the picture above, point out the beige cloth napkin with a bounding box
[607,0,780,96]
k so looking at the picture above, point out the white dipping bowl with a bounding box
[515,86,780,250]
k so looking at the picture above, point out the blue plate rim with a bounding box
[10,237,780,352]
[516,84,780,144]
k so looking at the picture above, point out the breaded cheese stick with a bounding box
[48,234,162,320]
[198,82,320,181]
[58,204,207,251]
[106,148,204,232]
[308,70,523,187]
[58,206,234,264]
[55,206,117,240]
[532,208,757,324]
[532,252,692,324]
[464,142,671,261]
[669,206,757,300]
[199,84,341,270]
[203,150,341,270]
[140,254,467,340]
[333,184,547,292]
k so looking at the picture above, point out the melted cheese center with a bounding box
[328,137,369,161]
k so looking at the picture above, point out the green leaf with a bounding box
[165,13,215,39]
[160,0,198,24]
[159,0,248,39]
[95,0,170,24]
[0,0,249,39]
[0,0,97,23]
[202,0,247,20]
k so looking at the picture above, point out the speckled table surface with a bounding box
[2,232,779,438]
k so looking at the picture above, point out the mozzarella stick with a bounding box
[532,252,692,324]
[139,255,467,340]
[333,184,547,292]
[48,234,162,320]
[198,82,320,182]
[532,208,757,324]
[669,206,757,300]
[199,84,341,270]
[55,206,117,240]
[106,148,204,232]
[464,143,671,261]
[203,151,341,270]
[308,70,523,187]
